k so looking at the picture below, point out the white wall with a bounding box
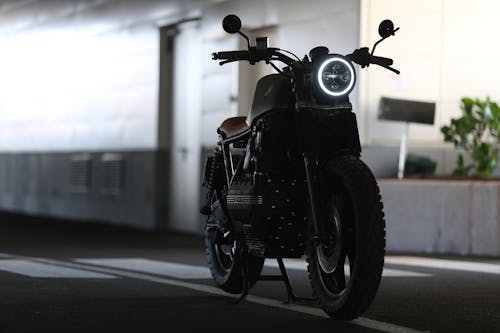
[0,0,202,152]
[169,21,204,233]
[5,1,498,151]
[0,0,362,151]
[360,0,500,146]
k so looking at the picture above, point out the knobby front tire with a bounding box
[307,155,386,320]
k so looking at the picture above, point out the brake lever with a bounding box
[374,63,400,75]
[219,59,238,66]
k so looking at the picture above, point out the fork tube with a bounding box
[304,155,327,243]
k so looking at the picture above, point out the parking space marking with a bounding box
[12,255,424,333]
[381,268,431,277]
[0,255,430,333]
[385,256,500,275]
[0,259,116,278]
[75,258,212,279]
[264,259,432,277]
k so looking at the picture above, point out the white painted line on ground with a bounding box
[0,259,116,278]
[244,295,425,333]
[75,257,430,278]
[385,256,500,275]
[75,258,212,279]
[16,255,424,333]
[381,268,430,277]
[264,259,432,277]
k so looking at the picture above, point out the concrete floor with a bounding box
[0,213,499,333]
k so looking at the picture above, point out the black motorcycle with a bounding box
[201,15,399,320]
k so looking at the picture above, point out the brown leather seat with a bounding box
[217,116,250,139]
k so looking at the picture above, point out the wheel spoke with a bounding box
[332,192,347,216]
[332,252,346,289]
[344,233,355,276]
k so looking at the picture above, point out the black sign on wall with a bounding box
[378,97,435,125]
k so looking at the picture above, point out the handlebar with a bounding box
[212,50,250,61]
[212,46,399,75]
[347,47,400,74]
[212,48,297,67]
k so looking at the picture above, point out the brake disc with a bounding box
[316,206,343,274]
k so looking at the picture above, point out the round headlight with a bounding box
[316,56,355,97]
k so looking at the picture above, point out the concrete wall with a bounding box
[381,180,500,256]
[0,150,168,229]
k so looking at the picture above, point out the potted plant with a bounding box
[441,97,500,178]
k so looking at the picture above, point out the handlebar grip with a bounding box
[212,50,250,61]
[371,55,393,67]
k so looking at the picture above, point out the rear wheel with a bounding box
[307,155,385,320]
[205,197,264,294]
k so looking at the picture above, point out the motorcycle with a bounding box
[201,14,399,320]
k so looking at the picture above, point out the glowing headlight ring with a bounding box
[317,57,355,97]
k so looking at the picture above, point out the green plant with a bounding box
[441,97,500,178]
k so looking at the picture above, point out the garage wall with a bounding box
[0,0,362,151]
[0,0,204,229]
[4,0,497,232]
[0,0,362,231]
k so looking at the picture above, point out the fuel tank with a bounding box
[246,74,293,125]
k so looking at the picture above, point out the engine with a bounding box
[227,171,308,258]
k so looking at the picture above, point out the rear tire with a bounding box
[204,195,264,294]
[307,155,385,320]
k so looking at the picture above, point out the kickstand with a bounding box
[276,258,317,305]
[229,256,317,305]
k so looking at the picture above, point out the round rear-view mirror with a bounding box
[222,15,242,34]
[378,19,395,38]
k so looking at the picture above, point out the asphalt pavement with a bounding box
[0,212,499,333]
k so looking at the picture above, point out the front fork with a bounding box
[304,155,328,244]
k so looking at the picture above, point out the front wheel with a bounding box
[307,155,385,320]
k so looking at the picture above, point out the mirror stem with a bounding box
[370,37,385,56]
[372,26,399,55]
[238,31,251,48]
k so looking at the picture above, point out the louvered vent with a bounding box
[101,153,124,195]
[70,154,92,193]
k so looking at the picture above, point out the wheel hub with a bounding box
[212,233,236,271]
[316,206,343,274]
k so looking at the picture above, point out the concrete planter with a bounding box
[379,179,500,256]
